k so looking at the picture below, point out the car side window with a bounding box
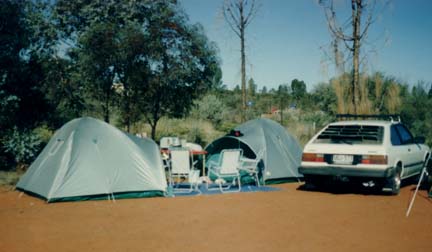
[395,124,414,145]
[390,125,402,146]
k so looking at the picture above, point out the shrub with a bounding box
[192,94,227,127]
[2,127,42,169]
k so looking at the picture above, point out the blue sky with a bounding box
[179,0,432,91]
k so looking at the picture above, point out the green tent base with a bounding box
[265,177,304,185]
[17,188,164,203]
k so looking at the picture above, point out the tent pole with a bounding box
[406,161,429,217]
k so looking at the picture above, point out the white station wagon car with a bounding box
[299,116,430,195]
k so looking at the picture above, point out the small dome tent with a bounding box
[205,118,302,183]
[17,117,167,202]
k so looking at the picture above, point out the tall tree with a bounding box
[142,9,220,139]
[248,78,257,98]
[276,84,290,125]
[77,22,119,123]
[320,0,385,114]
[291,79,307,101]
[223,0,259,122]
[54,0,221,137]
[115,23,150,132]
[0,0,56,130]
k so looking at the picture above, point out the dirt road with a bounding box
[0,183,431,252]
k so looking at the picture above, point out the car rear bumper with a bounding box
[298,165,396,178]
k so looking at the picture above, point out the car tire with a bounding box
[388,169,401,195]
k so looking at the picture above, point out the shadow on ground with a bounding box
[296,178,426,196]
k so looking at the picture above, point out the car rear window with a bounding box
[313,125,384,145]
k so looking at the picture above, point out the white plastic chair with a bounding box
[207,149,243,193]
[239,149,264,186]
[169,148,200,193]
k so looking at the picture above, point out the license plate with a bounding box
[332,154,353,164]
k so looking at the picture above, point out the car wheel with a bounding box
[389,169,401,195]
[383,165,402,195]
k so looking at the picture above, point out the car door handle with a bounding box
[408,148,411,152]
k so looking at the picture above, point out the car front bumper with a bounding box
[298,165,396,178]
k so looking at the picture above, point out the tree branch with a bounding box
[223,2,241,37]
[244,0,259,27]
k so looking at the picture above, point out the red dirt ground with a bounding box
[0,183,431,252]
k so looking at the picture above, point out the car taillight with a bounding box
[302,153,324,162]
[361,155,388,165]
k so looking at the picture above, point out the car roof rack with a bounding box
[336,114,401,122]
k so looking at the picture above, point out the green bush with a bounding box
[2,127,42,168]
[192,94,227,127]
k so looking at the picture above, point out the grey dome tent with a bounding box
[16,117,167,202]
[205,118,303,183]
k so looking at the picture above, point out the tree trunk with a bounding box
[125,92,131,133]
[351,0,362,114]
[104,89,110,123]
[150,120,157,140]
[240,3,247,122]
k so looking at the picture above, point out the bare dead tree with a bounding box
[320,0,382,114]
[223,0,259,122]
[329,1,345,75]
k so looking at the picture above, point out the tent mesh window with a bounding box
[314,125,384,144]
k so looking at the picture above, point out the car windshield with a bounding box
[313,125,384,145]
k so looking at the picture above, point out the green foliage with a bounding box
[151,117,223,147]
[77,21,119,123]
[2,0,432,169]
[310,82,337,114]
[3,127,42,166]
[0,82,19,130]
[41,58,86,127]
[248,78,257,98]
[400,83,432,146]
[187,127,204,146]
[56,1,221,138]
[33,125,54,145]
[192,94,227,126]
[0,0,53,130]
[291,79,307,100]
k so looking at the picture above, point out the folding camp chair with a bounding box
[169,148,200,193]
[239,149,264,186]
[207,149,242,193]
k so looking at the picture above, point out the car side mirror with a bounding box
[414,136,425,144]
